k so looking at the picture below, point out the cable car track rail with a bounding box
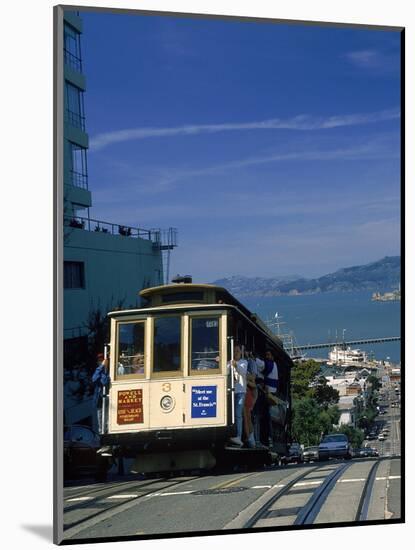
[231,458,391,530]
[63,475,200,538]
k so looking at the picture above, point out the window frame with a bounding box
[115,319,147,381]
[150,314,184,379]
[64,260,85,289]
[64,81,86,130]
[188,313,222,376]
[68,141,88,188]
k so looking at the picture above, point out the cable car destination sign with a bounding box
[117,389,143,424]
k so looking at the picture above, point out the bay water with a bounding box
[241,291,401,363]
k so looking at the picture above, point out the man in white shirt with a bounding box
[228,345,248,447]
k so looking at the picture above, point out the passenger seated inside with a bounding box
[132,352,145,374]
[190,317,220,370]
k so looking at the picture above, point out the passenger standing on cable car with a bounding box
[228,344,248,447]
[252,356,268,449]
[244,351,258,448]
[262,350,279,446]
[92,352,110,434]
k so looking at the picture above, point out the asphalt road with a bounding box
[62,455,401,541]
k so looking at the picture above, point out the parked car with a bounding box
[303,446,319,463]
[64,424,112,481]
[318,433,352,460]
[377,433,385,441]
[281,442,304,465]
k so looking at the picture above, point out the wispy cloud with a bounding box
[344,49,400,75]
[132,138,399,192]
[89,108,399,152]
[345,49,382,67]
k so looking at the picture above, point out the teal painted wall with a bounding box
[64,228,163,338]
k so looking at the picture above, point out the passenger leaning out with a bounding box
[228,344,248,447]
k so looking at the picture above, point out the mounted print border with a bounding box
[54,4,404,545]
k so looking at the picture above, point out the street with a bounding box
[63,454,401,541]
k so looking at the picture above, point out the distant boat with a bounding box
[327,346,368,367]
[372,287,400,302]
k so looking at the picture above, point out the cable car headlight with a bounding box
[160,395,175,412]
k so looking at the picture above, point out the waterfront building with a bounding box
[62,11,177,424]
[327,346,368,367]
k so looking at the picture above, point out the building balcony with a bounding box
[69,170,88,189]
[64,215,178,248]
[65,109,86,132]
[64,48,82,73]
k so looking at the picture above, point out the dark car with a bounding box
[318,433,352,460]
[357,447,377,458]
[281,442,304,465]
[64,425,112,481]
[303,446,319,463]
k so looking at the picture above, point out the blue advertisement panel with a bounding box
[191,386,217,418]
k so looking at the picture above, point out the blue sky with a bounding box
[80,11,401,281]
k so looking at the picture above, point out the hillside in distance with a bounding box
[213,256,401,297]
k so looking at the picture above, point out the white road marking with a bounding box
[293,480,322,487]
[66,496,94,502]
[337,478,366,483]
[107,494,139,499]
[376,475,401,481]
[252,485,272,489]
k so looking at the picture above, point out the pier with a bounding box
[295,336,400,352]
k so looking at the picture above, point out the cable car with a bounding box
[100,282,293,473]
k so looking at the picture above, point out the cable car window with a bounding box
[190,317,220,372]
[153,317,181,373]
[117,322,145,378]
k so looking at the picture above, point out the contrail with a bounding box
[89,108,399,152]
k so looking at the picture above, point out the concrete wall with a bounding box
[64,228,163,338]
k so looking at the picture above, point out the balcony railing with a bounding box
[65,109,86,131]
[69,170,88,189]
[64,215,178,247]
[64,48,82,72]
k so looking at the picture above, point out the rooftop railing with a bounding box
[64,215,178,247]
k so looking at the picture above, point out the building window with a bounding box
[69,142,88,188]
[64,23,82,72]
[65,82,85,130]
[64,261,85,289]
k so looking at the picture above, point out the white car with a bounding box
[378,434,385,441]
